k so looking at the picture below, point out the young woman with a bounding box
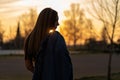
[24,8,73,80]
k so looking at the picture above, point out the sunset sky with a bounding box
[0,0,90,26]
[0,0,100,41]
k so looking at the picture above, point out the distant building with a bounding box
[14,22,24,49]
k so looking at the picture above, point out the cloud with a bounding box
[0,0,20,4]
[0,0,35,19]
[0,0,20,7]
[0,0,21,13]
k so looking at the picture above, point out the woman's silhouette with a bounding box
[24,8,73,80]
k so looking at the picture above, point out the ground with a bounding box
[0,54,120,80]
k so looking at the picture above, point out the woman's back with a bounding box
[33,31,73,80]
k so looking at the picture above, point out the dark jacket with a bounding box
[32,31,73,80]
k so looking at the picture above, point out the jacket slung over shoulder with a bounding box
[32,31,73,80]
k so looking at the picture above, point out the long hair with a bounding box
[24,8,58,59]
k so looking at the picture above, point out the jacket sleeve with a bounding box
[53,34,73,80]
[41,32,73,80]
[32,32,73,80]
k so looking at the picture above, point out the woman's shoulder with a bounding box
[48,31,59,38]
[48,31,64,41]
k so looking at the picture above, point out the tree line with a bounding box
[0,8,37,50]
[0,3,120,51]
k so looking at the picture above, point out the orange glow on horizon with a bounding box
[0,0,82,41]
[0,0,102,43]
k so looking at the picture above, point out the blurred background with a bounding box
[0,0,120,80]
[0,0,120,51]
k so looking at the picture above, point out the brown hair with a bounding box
[24,8,58,59]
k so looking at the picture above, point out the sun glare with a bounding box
[49,29,54,33]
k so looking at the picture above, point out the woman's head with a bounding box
[33,8,59,40]
[24,8,59,57]
[36,8,59,32]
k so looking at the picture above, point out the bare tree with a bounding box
[101,26,108,42]
[61,3,93,47]
[20,8,37,37]
[0,20,4,49]
[88,0,120,80]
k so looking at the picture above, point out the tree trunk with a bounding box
[107,52,112,80]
